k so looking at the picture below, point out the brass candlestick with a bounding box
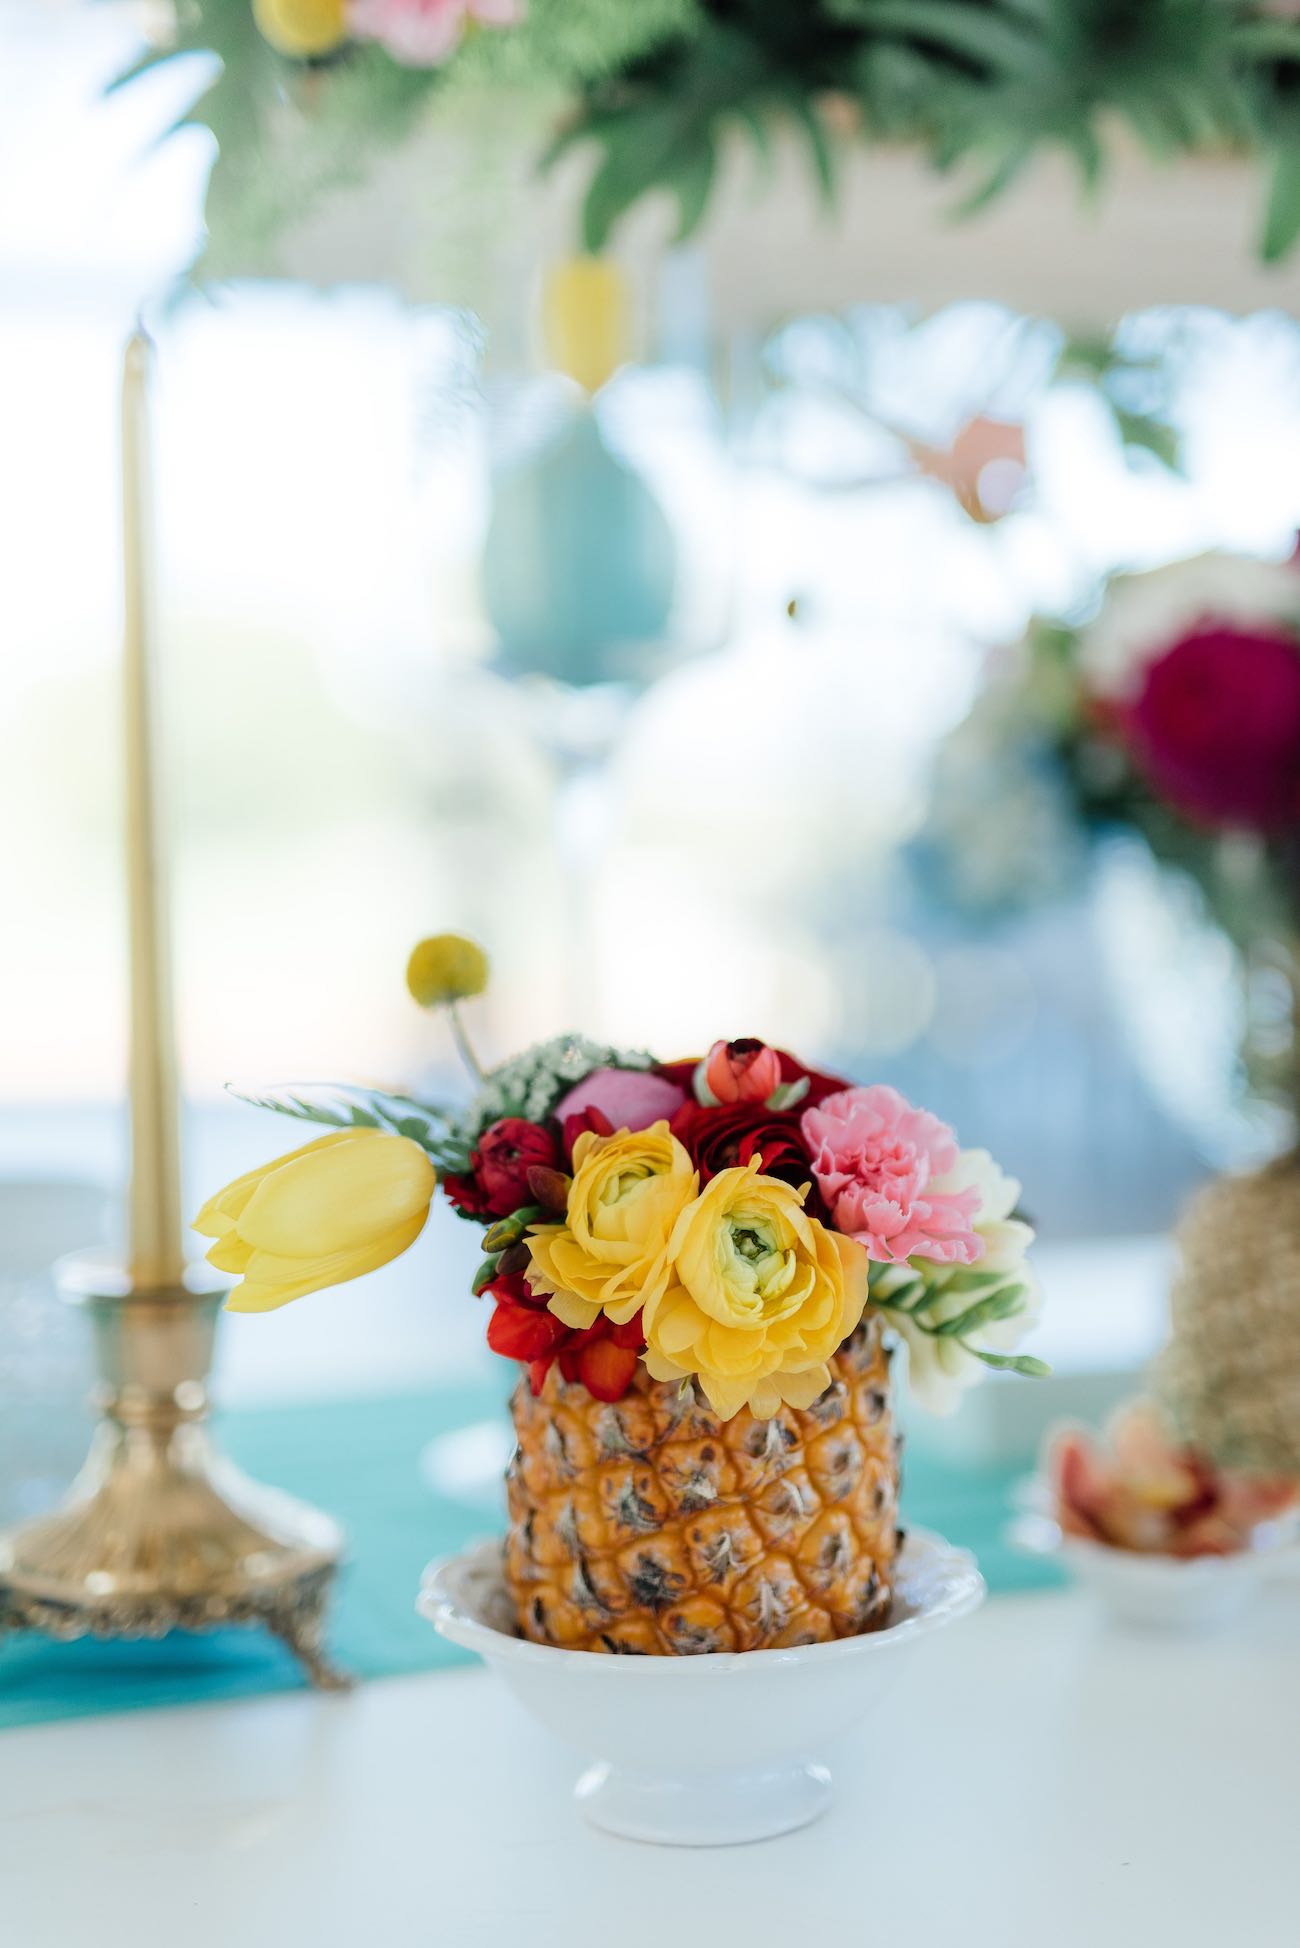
[0,328,346,1687]
[0,1256,347,1687]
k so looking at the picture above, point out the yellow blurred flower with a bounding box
[542,257,629,395]
[528,1122,697,1327]
[253,0,348,59]
[406,933,490,1008]
[643,1161,870,1421]
[194,1129,436,1313]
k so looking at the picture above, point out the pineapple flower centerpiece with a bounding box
[196,937,1046,1654]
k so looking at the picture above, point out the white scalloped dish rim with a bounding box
[418,1525,985,1672]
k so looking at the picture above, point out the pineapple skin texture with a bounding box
[505,1318,900,1654]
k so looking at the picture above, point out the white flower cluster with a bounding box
[457,1034,654,1141]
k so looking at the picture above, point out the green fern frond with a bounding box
[114,0,1300,278]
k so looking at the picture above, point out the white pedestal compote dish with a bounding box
[419,1527,985,1846]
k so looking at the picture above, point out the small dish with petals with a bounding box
[1011,1400,1300,1630]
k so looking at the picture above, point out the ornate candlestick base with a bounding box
[0,1254,347,1689]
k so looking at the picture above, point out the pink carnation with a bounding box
[800,1085,984,1265]
[349,0,522,67]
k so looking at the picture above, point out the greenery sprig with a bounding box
[229,1081,475,1173]
[120,0,1300,279]
[868,1259,1050,1377]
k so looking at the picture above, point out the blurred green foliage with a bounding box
[120,1,1300,277]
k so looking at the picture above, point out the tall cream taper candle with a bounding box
[121,326,185,1290]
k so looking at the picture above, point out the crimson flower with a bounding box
[483,1265,645,1402]
[554,1313,645,1402]
[1123,624,1300,831]
[486,1293,571,1365]
[559,1103,614,1163]
[670,1102,826,1216]
[443,1117,560,1220]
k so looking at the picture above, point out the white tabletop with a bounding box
[2,1587,1295,1948]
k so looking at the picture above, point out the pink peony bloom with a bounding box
[349,0,521,67]
[703,1038,783,1104]
[800,1085,984,1265]
[553,1067,686,1141]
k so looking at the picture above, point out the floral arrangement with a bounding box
[1048,1400,1298,1558]
[255,0,522,66]
[195,933,1044,1418]
[932,550,1300,880]
[196,933,1046,1653]
[1061,552,1300,840]
[925,549,1300,1107]
[122,2,1300,282]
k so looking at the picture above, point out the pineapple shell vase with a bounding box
[1156,1155,1300,1476]
[504,1318,899,1655]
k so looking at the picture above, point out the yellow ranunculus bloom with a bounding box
[527,1122,697,1328]
[194,1129,436,1313]
[253,0,348,59]
[406,933,490,1008]
[642,1161,870,1421]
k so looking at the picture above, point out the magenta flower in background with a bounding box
[350,0,522,66]
[801,1085,985,1265]
[1124,624,1300,831]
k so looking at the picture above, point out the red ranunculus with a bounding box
[559,1103,614,1163]
[483,1267,547,1309]
[486,1274,645,1400]
[658,1047,850,1110]
[444,1117,560,1220]
[485,1296,571,1364]
[556,1312,645,1401]
[671,1101,817,1194]
[1125,625,1300,831]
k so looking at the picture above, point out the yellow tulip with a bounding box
[527,1122,697,1327]
[642,1161,870,1420]
[252,0,348,59]
[194,1129,436,1312]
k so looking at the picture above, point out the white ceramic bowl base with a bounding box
[574,1757,832,1847]
[1010,1497,1300,1631]
[419,1527,985,1847]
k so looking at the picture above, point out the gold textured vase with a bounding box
[1156,1155,1300,1477]
[0,1253,347,1687]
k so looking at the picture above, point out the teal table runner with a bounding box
[0,1386,1060,1732]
